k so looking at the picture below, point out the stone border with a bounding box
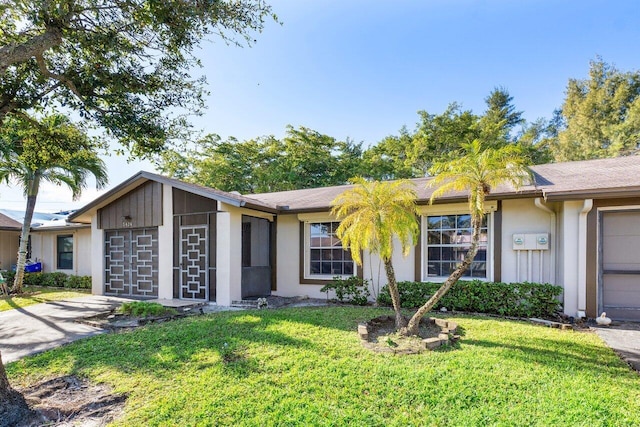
[358,315,461,352]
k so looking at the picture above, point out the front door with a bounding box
[179,225,208,300]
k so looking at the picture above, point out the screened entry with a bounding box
[241,215,273,299]
[104,228,159,297]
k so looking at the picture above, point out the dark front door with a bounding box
[241,216,272,299]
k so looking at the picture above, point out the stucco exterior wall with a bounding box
[157,183,173,299]
[91,215,104,294]
[559,200,592,318]
[500,199,554,284]
[0,231,19,272]
[31,228,92,276]
[216,204,273,305]
[273,213,416,300]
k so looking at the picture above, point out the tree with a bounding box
[402,139,531,336]
[0,114,108,293]
[551,59,640,161]
[157,126,364,193]
[0,0,275,157]
[362,89,528,180]
[361,128,415,181]
[331,178,419,330]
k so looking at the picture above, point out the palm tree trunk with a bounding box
[13,179,39,294]
[384,259,407,330]
[402,215,483,336]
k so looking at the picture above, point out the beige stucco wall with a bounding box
[500,198,556,284]
[273,213,416,301]
[558,199,592,318]
[31,227,92,276]
[157,183,174,299]
[216,203,274,305]
[0,231,19,272]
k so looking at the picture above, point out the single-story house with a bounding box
[0,209,91,276]
[15,156,640,321]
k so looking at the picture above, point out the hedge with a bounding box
[378,280,563,318]
[1,271,92,289]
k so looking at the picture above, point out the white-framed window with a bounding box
[57,234,74,270]
[304,221,355,280]
[424,214,490,280]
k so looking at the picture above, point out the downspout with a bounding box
[577,199,593,318]
[534,198,556,284]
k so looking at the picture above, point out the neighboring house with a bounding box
[65,156,640,321]
[0,209,91,276]
[0,212,20,272]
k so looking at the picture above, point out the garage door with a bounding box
[601,212,640,321]
[105,228,159,297]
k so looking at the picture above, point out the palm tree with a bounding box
[0,114,108,294]
[331,178,419,329]
[402,139,531,336]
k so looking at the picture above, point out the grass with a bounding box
[0,286,90,312]
[7,307,640,426]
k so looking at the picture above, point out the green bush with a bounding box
[378,280,562,318]
[320,276,371,306]
[0,271,91,289]
[118,301,177,317]
[64,275,92,289]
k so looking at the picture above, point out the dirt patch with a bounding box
[359,316,459,354]
[5,375,127,427]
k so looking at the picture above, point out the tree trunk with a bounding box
[384,258,407,330]
[13,182,39,294]
[0,351,35,424]
[402,215,483,336]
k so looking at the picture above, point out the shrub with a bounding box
[320,276,371,306]
[378,280,562,318]
[0,271,91,289]
[64,275,92,289]
[118,301,177,317]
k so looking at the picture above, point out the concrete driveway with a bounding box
[593,322,640,373]
[0,295,130,364]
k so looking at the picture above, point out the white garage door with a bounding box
[601,211,640,321]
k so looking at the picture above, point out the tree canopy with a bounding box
[550,59,640,161]
[157,126,363,193]
[0,0,276,157]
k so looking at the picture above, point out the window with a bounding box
[57,235,73,270]
[425,214,488,279]
[306,222,354,278]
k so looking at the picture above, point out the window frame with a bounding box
[421,213,494,282]
[301,220,358,282]
[56,234,74,270]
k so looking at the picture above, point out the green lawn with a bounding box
[0,286,90,312]
[7,307,640,426]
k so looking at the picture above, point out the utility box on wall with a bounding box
[512,233,549,250]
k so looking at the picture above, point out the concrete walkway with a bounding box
[593,322,640,373]
[0,295,130,363]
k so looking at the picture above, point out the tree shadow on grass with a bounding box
[20,310,324,383]
[462,336,634,376]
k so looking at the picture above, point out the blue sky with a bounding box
[2,0,640,211]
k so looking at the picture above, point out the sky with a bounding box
[1,0,640,212]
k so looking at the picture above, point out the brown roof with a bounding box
[249,155,640,212]
[0,212,21,230]
[68,155,640,219]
